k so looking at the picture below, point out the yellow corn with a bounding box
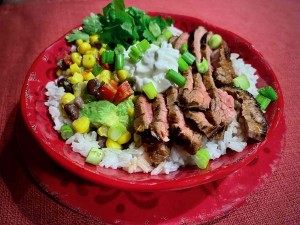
[61,93,75,105]
[75,39,83,46]
[117,131,132,145]
[71,52,82,66]
[65,68,72,77]
[85,48,99,58]
[72,116,90,134]
[56,69,63,77]
[82,54,96,69]
[70,63,81,74]
[98,47,106,56]
[96,69,111,83]
[97,126,108,137]
[117,70,130,82]
[106,138,122,149]
[127,108,134,118]
[82,71,95,81]
[69,72,84,85]
[89,35,99,45]
[78,42,91,55]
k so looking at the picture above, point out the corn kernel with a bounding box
[71,52,82,66]
[89,35,99,45]
[72,116,90,134]
[117,131,131,145]
[97,126,108,137]
[96,75,109,84]
[61,93,75,105]
[106,138,122,149]
[69,72,83,84]
[70,63,81,74]
[127,108,134,118]
[117,70,130,82]
[98,47,106,56]
[86,48,98,58]
[96,70,111,83]
[56,69,63,77]
[82,54,96,69]
[65,68,72,77]
[78,42,91,55]
[83,71,95,81]
[75,39,83,46]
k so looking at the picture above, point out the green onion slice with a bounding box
[233,74,250,90]
[85,147,104,165]
[60,124,74,140]
[166,69,186,87]
[195,148,210,169]
[181,51,195,65]
[102,50,115,64]
[180,43,188,54]
[115,53,125,71]
[129,46,142,63]
[149,21,161,38]
[108,124,127,142]
[136,39,151,53]
[142,82,158,100]
[196,58,209,74]
[256,94,271,111]
[208,34,223,49]
[258,86,278,101]
[178,57,189,72]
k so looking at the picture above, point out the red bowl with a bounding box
[20,13,284,191]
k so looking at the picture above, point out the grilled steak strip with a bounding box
[166,87,202,155]
[191,26,207,63]
[147,142,170,167]
[211,41,237,86]
[150,94,170,142]
[174,32,190,50]
[134,95,153,132]
[220,86,267,141]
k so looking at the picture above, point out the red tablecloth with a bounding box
[0,0,299,224]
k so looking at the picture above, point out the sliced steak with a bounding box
[174,32,190,50]
[166,87,202,155]
[211,41,237,86]
[201,31,217,94]
[179,68,211,110]
[150,94,169,142]
[185,111,217,138]
[191,26,207,63]
[209,88,237,126]
[134,95,153,132]
[220,86,267,141]
[169,36,178,46]
[147,142,170,166]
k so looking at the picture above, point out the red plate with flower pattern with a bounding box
[20,13,284,191]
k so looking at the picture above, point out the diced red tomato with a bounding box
[63,54,72,66]
[97,80,118,102]
[113,81,134,104]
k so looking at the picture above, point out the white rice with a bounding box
[45,52,259,175]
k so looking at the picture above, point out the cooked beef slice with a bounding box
[211,41,237,86]
[147,142,171,166]
[166,87,202,155]
[134,95,153,132]
[209,88,237,126]
[191,26,207,63]
[201,31,217,94]
[169,36,178,46]
[174,32,190,50]
[150,94,169,142]
[220,86,267,141]
[184,111,218,138]
[179,68,211,110]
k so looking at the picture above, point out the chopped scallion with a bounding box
[258,86,278,101]
[142,82,158,100]
[128,46,142,63]
[60,124,74,140]
[196,58,209,74]
[161,29,173,40]
[114,44,125,54]
[149,21,161,37]
[136,39,151,53]
[195,148,210,169]
[102,50,115,64]
[92,63,103,76]
[233,74,250,90]
[115,53,125,71]
[178,57,188,72]
[180,43,188,54]
[85,147,104,165]
[208,34,223,49]
[166,69,186,87]
[181,51,195,65]
[256,94,271,111]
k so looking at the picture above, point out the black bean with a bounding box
[87,78,102,95]
[74,97,84,109]
[64,104,80,121]
[57,78,73,93]
[56,58,68,70]
[97,136,107,148]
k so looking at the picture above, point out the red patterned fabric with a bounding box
[0,0,299,224]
